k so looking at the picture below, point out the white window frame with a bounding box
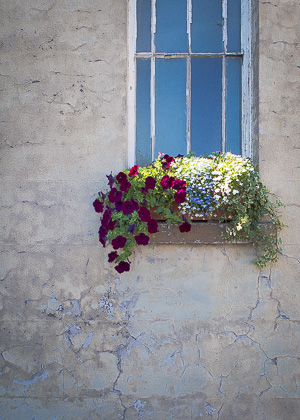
[127,0,253,167]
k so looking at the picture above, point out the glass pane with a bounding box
[136,59,152,165]
[156,0,187,53]
[227,0,241,52]
[226,57,241,155]
[136,0,151,52]
[155,59,187,158]
[191,57,222,155]
[192,0,223,53]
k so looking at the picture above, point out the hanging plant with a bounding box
[93,152,284,273]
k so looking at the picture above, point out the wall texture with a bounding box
[0,1,299,419]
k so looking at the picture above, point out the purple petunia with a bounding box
[115,261,130,273]
[135,232,150,246]
[93,199,104,213]
[111,235,127,250]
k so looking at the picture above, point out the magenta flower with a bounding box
[108,188,123,204]
[161,175,175,190]
[172,178,186,191]
[135,233,150,246]
[112,235,127,250]
[179,221,191,233]
[93,199,104,213]
[119,180,131,193]
[161,154,174,170]
[115,261,130,273]
[128,164,139,177]
[108,251,118,263]
[122,200,136,215]
[174,189,186,204]
[147,219,158,234]
[145,176,156,190]
[138,206,151,222]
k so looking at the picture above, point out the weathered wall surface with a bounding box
[0,1,299,419]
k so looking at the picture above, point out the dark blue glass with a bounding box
[192,0,223,53]
[155,59,187,157]
[136,59,152,165]
[191,58,222,155]
[136,0,151,52]
[226,57,241,155]
[227,0,241,52]
[156,0,187,53]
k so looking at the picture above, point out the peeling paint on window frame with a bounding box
[128,0,253,166]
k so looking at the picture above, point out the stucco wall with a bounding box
[0,1,299,419]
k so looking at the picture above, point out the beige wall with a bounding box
[0,1,299,419]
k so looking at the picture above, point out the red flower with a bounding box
[174,189,186,204]
[129,164,139,177]
[116,172,127,184]
[108,188,122,203]
[98,225,108,247]
[135,233,150,245]
[161,175,175,190]
[112,235,127,250]
[119,180,131,193]
[122,200,136,215]
[145,176,156,190]
[179,221,191,233]
[172,178,186,191]
[115,261,130,273]
[138,206,151,222]
[93,199,104,213]
[147,219,158,234]
[161,154,174,170]
[108,251,118,263]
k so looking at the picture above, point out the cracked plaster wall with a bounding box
[0,1,299,419]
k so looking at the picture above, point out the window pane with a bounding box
[227,0,241,52]
[191,58,222,155]
[156,0,187,53]
[192,0,223,53]
[136,0,151,52]
[226,57,241,155]
[155,59,187,157]
[136,59,152,165]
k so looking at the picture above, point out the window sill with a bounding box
[150,221,273,245]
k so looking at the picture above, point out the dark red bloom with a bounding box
[115,201,123,212]
[111,235,127,250]
[131,199,139,211]
[108,188,122,204]
[161,154,174,170]
[147,219,158,234]
[172,178,186,191]
[93,199,104,213]
[115,261,130,273]
[174,189,186,204]
[98,226,108,247]
[138,206,151,222]
[128,164,139,177]
[101,209,112,229]
[176,154,184,158]
[116,172,128,184]
[119,180,131,193]
[179,221,191,233]
[108,251,118,263]
[106,219,116,231]
[135,232,150,246]
[161,175,175,190]
[122,200,136,215]
[145,176,156,190]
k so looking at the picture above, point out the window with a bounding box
[128,0,253,166]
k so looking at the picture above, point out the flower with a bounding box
[98,225,108,247]
[135,232,150,245]
[172,178,186,191]
[161,175,175,190]
[128,164,139,177]
[101,209,112,229]
[122,200,137,215]
[179,221,191,233]
[115,261,130,273]
[174,189,186,204]
[119,179,131,193]
[108,251,118,262]
[138,206,151,222]
[161,154,174,170]
[111,235,127,250]
[108,188,123,203]
[145,176,156,190]
[116,172,127,184]
[93,199,104,213]
[147,219,158,234]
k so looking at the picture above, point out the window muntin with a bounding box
[128,0,252,166]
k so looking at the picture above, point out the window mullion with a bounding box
[151,0,156,161]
